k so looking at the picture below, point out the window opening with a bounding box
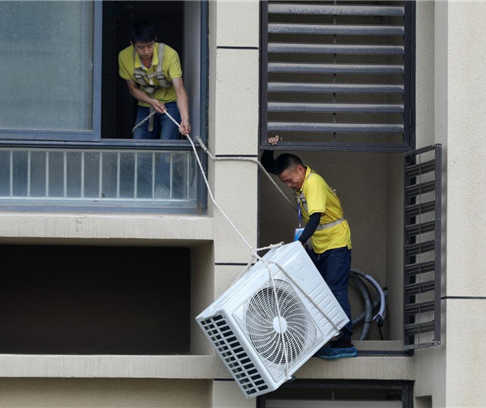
[102,1,184,140]
[0,245,191,355]
[257,379,413,408]
[0,1,207,211]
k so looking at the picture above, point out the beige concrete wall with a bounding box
[412,2,446,406]
[209,0,260,265]
[212,380,255,408]
[414,1,486,407]
[0,379,211,408]
[442,2,486,407]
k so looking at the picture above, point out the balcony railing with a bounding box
[0,142,201,212]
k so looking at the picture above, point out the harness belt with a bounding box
[296,171,345,231]
[133,43,172,131]
[316,217,345,231]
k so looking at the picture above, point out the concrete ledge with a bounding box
[0,351,412,381]
[295,340,413,380]
[0,212,214,245]
[296,355,413,380]
[0,355,228,379]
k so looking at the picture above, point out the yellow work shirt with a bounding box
[118,42,182,106]
[297,166,352,254]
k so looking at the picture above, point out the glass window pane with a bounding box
[0,1,94,131]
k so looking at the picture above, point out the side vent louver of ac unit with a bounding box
[199,315,269,396]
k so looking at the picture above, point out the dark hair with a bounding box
[274,153,304,175]
[129,20,156,44]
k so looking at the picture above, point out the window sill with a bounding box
[0,211,213,243]
[0,354,227,379]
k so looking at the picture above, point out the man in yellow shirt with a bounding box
[118,21,190,197]
[262,135,357,360]
[119,20,190,138]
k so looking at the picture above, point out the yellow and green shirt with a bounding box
[297,166,352,254]
[118,42,182,106]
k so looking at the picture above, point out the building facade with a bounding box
[0,1,484,407]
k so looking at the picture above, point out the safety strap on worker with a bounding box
[133,43,172,132]
[296,173,345,231]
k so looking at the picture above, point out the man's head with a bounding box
[129,21,156,60]
[275,154,306,191]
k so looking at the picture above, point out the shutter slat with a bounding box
[268,62,404,74]
[268,82,404,94]
[405,220,436,237]
[404,240,435,256]
[405,180,436,196]
[406,160,436,177]
[404,260,436,276]
[269,4,404,16]
[404,280,436,296]
[267,122,404,133]
[268,102,404,113]
[269,42,404,55]
[405,301,436,315]
[269,23,404,36]
[404,321,436,337]
[405,201,436,217]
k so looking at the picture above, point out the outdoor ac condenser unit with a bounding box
[196,241,349,398]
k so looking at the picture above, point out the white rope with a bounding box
[131,109,296,211]
[195,136,296,211]
[132,110,156,134]
[157,109,292,377]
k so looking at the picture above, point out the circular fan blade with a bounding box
[245,279,315,366]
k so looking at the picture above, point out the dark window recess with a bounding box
[403,144,442,349]
[261,1,414,152]
[0,245,190,354]
[102,1,184,140]
[257,379,413,408]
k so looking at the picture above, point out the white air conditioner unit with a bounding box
[196,241,349,398]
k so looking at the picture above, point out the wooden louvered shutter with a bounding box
[261,1,414,152]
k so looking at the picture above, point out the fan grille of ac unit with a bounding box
[245,279,316,375]
[199,314,269,397]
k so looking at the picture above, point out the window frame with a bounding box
[0,1,209,149]
[0,1,209,213]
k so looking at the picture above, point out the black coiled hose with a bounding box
[350,269,386,340]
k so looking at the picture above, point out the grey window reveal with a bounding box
[261,1,414,152]
[403,144,442,349]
